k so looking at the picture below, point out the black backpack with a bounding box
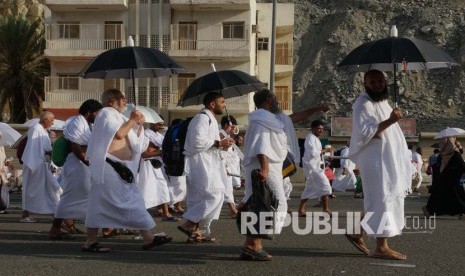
[162,112,210,176]
[330,148,344,169]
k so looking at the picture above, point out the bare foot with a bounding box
[372,248,407,260]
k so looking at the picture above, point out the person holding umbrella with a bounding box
[347,70,411,260]
[83,89,171,252]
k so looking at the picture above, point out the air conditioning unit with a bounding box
[251,25,258,33]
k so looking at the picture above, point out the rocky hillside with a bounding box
[267,0,465,132]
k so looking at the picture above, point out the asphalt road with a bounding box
[1,182,464,276]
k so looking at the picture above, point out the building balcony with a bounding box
[45,0,128,11]
[44,77,105,108]
[45,24,126,59]
[169,24,250,61]
[43,76,259,114]
[170,0,250,10]
[167,90,252,113]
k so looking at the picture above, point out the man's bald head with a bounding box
[39,111,55,129]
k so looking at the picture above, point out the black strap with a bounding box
[105,158,134,183]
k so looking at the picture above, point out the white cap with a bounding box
[324,145,332,149]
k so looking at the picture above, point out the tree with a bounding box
[0,14,49,123]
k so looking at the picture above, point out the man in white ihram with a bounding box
[177,92,234,242]
[332,141,357,192]
[48,99,103,239]
[83,88,171,252]
[21,111,62,223]
[346,70,411,260]
[138,120,177,221]
[239,89,288,261]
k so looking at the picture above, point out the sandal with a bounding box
[61,223,85,234]
[141,235,172,250]
[49,232,76,240]
[102,229,119,238]
[240,246,272,261]
[162,216,180,222]
[120,229,139,235]
[186,233,217,244]
[81,242,111,253]
[177,225,195,238]
[19,217,36,223]
[344,234,370,255]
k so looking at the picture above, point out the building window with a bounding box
[57,21,79,39]
[58,74,79,90]
[162,34,171,53]
[257,37,269,50]
[177,73,196,99]
[151,35,159,49]
[275,86,291,110]
[276,42,292,65]
[138,87,148,106]
[222,22,245,39]
[139,34,148,47]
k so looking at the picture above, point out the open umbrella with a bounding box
[434,127,465,139]
[0,123,21,146]
[177,70,266,107]
[338,25,459,105]
[123,104,163,124]
[80,36,185,104]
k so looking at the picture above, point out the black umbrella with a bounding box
[177,70,265,107]
[80,46,185,103]
[338,33,459,105]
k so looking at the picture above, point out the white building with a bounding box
[43,0,294,125]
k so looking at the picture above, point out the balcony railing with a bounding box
[275,42,293,65]
[45,24,126,51]
[44,76,257,111]
[46,0,128,11]
[170,24,249,53]
[278,101,291,111]
[44,77,103,102]
[169,91,249,107]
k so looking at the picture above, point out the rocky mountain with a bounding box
[265,0,465,132]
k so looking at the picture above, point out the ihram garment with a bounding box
[277,113,297,199]
[183,108,226,223]
[55,115,92,220]
[242,109,288,234]
[137,128,171,209]
[300,133,332,199]
[349,92,411,237]
[332,146,357,192]
[85,107,154,230]
[220,129,243,205]
[22,124,61,214]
